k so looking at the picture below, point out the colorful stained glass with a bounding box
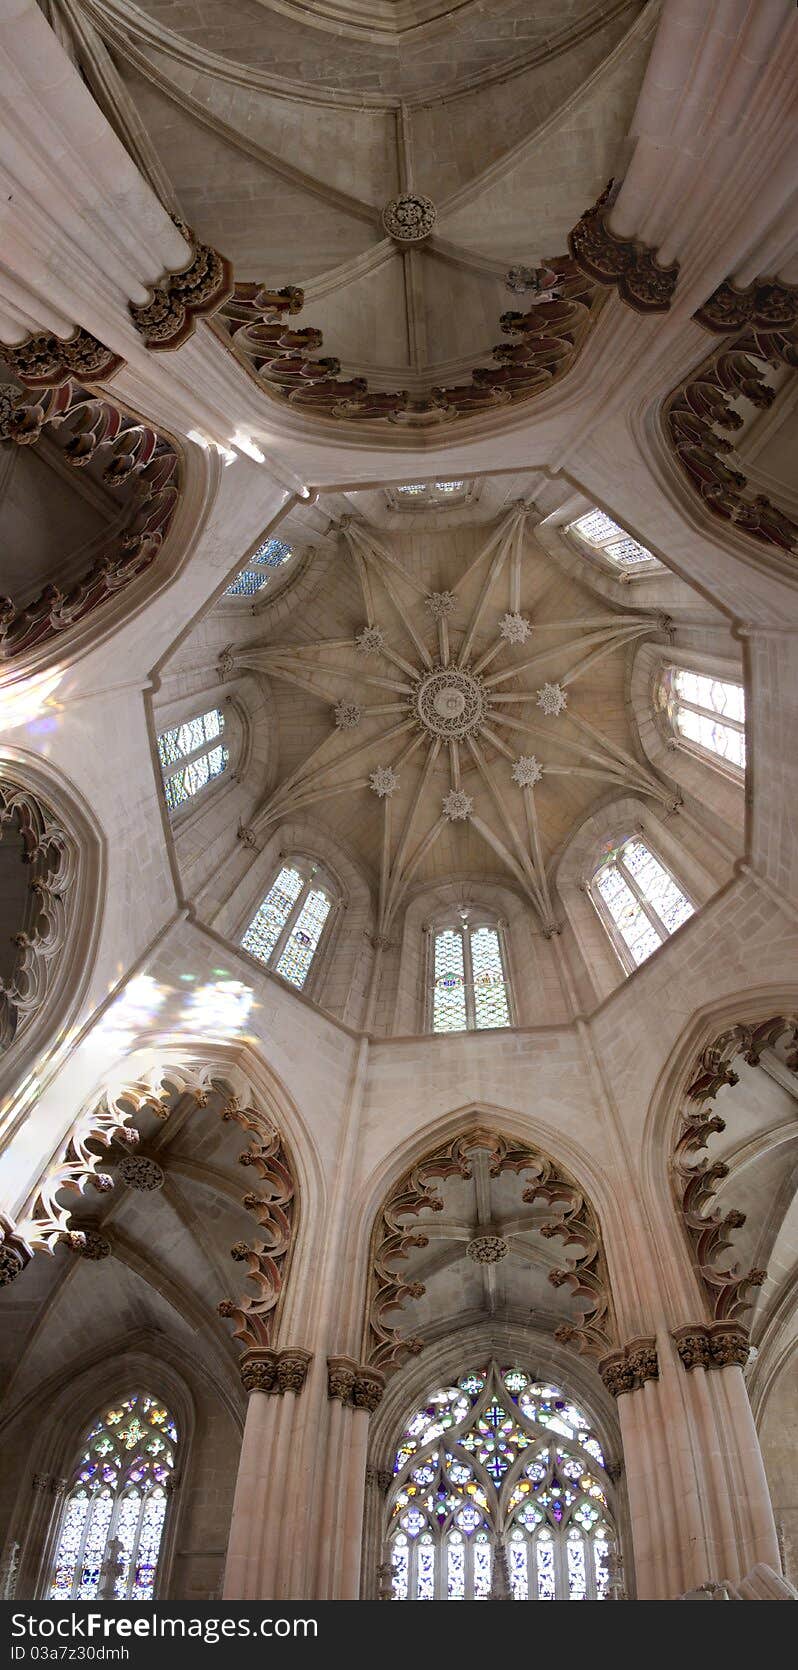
[417,1534,435,1599]
[536,1529,556,1599]
[241,866,304,966]
[567,1528,588,1599]
[473,1533,492,1599]
[391,1534,409,1600]
[446,1532,465,1599]
[275,887,331,989]
[470,926,511,1029]
[49,1394,176,1601]
[432,928,467,1033]
[508,1528,528,1599]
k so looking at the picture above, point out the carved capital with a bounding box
[366,1466,394,1494]
[695,276,798,335]
[239,1348,278,1395]
[31,1474,51,1495]
[1,328,124,389]
[672,1322,751,1372]
[277,1348,312,1395]
[599,1337,658,1397]
[0,1214,30,1287]
[672,1327,711,1373]
[129,220,234,350]
[569,183,678,314]
[353,1368,386,1413]
[327,1356,358,1404]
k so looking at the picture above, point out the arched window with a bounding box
[241,859,335,991]
[385,1363,617,1600]
[660,667,745,771]
[428,916,511,1033]
[590,834,694,971]
[48,1393,178,1601]
[567,508,659,572]
[157,707,228,812]
[226,536,292,598]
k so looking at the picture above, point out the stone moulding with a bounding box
[365,1127,615,1374]
[671,1321,750,1372]
[0,1064,298,1353]
[663,322,798,554]
[0,373,180,660]
[129,220,234,351]
[598,1337,659,1398]
[1,327,124,389]
[671,1017,798,1327]
[211,257,604,427]
[568,182,679,314]
[0,779,78,1055]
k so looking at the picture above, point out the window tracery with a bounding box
[386,1364,615,1600]
[659,668,745,771]
[567,508,659,572]
[226,537,292,598]
[590,834,694,971]
[241,859,334,990]
[428,916,511,1033]
[157,708,228,811]
[48,1394,177,1601]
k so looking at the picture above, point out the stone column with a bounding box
[601,1325,780,1598]
[313,1358,385,1599]
[15,1473,67,1600]
[362,1465,393,1601]
[222,1347,312,1601]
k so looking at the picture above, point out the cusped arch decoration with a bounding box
[0,1063,298,1351]
[364,1127,615,1375]
[671,1015,798,1332]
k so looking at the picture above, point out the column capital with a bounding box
[353,1368,386,1413]
[240,1346,313,1395]
[327,1356,358,1403]
[672,1322,750,1372]
[1,328,124,389]
[276,1348,313,1395]
[366,1466,393,1494]
[598,1336,659,1398]
[239,1348,278,1395]
[325,1357,385,1411]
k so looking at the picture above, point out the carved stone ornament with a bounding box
[415,667,485,740]
[77,1228,112,1261]
[0,780,78,1055]
[327,1356,357,1403]
[277,1349,312,1395]
[119,1154,164,1191]
[466,1233,509,1264]
[367,1128,615,1373]
[671,1018,798,1324]
[499,611,531,644]
[536,682,567,716]
[352,1368,386,1412]
[511,755,543,789]
[327,1357,385,1411]
[129,219,234,351]
[695,276,798,335]
[598,1337,659,1398]
[672,1322,751,1372]
[442,788,473,822]
[211,254,604,426]
[0,375,180,661]
[239,1348,278,1395]
[1,328,124,389]
[569,181,679,313]
[366,1467,394,1494]
[381,194,437,243]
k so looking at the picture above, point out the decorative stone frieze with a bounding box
[598,1337,659,1397]
[671,1018,797,1324]
[1,327,124,389]
[381,194,437,243]
[326,1357,385,1410]
[367,1129,614,1373]
[0,777,78,1052]
[695,276,798,335]
[569,182,679,313]
[129,220,234,350]
[672,1322,751,1372]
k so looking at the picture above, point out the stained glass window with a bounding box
[48,1394,177,1601]
[591,835,694,972]
[385,1363,617,1600]
[241,861,334,992]
[157,708,228,812]
[395,481,465,502]
[662,668,746,771]
[430,920,511,1033]
[226,537,293,598]
[568,508,659,570]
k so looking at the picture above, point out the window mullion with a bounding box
[618,857,666,939]
[271,877,309,971]
[554,1526,568,1600]
[677,696,745,734]
[463,928,475,1031]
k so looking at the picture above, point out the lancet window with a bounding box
[48,1394,177,1601]
[226,537,293,598]
[590,835,694,971]
[385,1364,616,1600]
[660,668,745,771]
[428,917,511,1034]
[157,708,228,811]
[241,859,335,991]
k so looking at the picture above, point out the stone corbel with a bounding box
[1,328,124,388]
[695,277,798,335]
[598,1336,659,1398]
[568,183,678,314]
[326,1356,385,1411]
[129,220,234,351]
[239,1346,312,1396]
[671,1322,750,1372]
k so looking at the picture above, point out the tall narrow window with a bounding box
[48,1394,177,1601]
[157,708,227,811]
[241,860,334,991]
[385,1363,618,1600]
[591,835,694,971]
[568,509,659,571]
[661,668,745,770]
[226,537,292,598]
[430,917,511,1033]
